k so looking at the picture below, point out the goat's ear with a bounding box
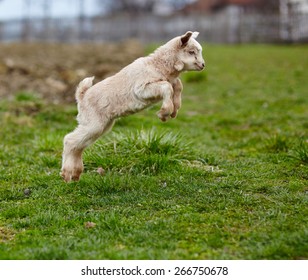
[180,31,193,47]
[192,31,199,39]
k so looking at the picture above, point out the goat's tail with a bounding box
[75,76,95,102]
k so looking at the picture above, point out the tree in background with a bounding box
[20,0,52,41]
[0,0,3,41]
[78,0,85,40]
[103,0,156,15]
[21,0,31,41]
[42,0,51,40]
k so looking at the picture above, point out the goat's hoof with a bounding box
[170,111,178,118]
[60,168,82,182]
[157,110,171,122]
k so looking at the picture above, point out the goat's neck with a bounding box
[150,50,180,82]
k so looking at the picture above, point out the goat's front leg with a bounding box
[142,81,174,122]
[171,78,183,118]
[157,82,174,122]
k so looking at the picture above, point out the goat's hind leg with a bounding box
[61,125,96,182]
[61,120,114,182]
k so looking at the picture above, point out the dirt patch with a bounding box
[0,226,15,243]
[0,41,144,103]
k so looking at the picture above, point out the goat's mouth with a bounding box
[195,63,205,71]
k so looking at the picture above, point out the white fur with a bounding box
[61,31,205,182]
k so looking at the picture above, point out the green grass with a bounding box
[0,45,307,260]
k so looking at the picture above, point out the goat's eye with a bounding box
[188,50,195,55]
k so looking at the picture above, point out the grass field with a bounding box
[0,44,307,259]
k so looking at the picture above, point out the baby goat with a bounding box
[61,31,205,182]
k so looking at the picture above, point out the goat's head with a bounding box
[174,31,205,72]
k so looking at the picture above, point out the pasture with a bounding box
[0,44,307,259]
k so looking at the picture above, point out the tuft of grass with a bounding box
[263,134,290,153]
[85,129,195,175]
[112,129,190,157]
[290,139,308,164]
[15,91,40,102]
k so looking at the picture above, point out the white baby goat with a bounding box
[61,31,205,182]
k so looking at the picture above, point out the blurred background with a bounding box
[0,0,308,43]
[0,0,307,102]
